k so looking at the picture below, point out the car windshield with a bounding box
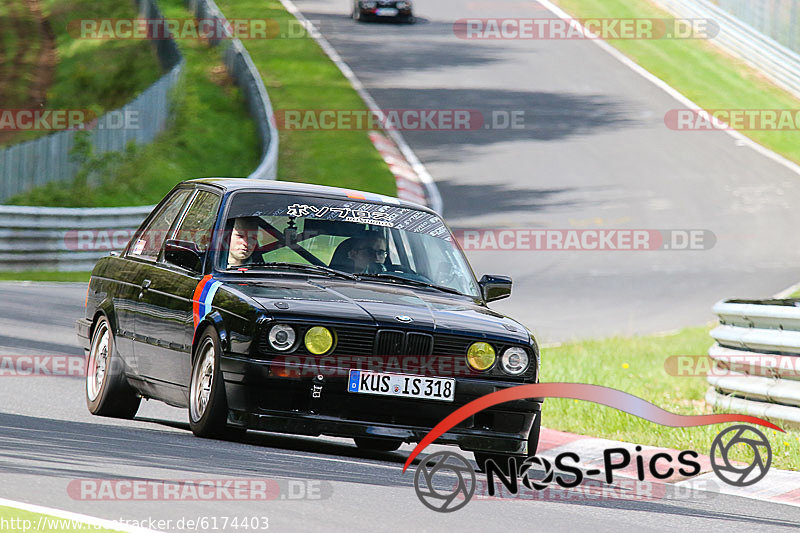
[217,192,480,297]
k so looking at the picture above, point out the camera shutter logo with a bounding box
[519,456,554,490]
[710,425,772,487]
[413,451,475,512]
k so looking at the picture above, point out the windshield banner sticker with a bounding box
[277,201,452,240]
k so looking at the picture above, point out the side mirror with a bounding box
[479,274,512,302]
[164,240,203,272]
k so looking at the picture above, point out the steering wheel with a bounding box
[386,264,434,283]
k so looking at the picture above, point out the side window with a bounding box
[130,190,191,260]
[174,191,221,253]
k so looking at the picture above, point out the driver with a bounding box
[227,217,260,267]
[348,233,388,274]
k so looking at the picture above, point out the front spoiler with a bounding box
[231,409,537,455]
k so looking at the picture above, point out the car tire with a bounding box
[354,437,403,452]
[473,414,541,473]
[189,326,230,438]
[86,316,141,419]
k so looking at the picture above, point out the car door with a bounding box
[135,189,222,390]
[128,188,193,389]
[105,257,146,371]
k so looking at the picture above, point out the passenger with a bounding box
[348,234,388,274]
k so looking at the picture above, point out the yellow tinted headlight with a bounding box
[305,326,334,355]
[467,342,496,371]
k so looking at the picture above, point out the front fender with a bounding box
[193,310,228,356]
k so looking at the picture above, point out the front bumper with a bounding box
[221,354,542,454]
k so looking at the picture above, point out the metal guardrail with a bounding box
[655,0,800,99]
[706,299,800,428]
[0,205,155,271]
[186,0,279,180]
[0,0,185,203]
[718,0,800,55]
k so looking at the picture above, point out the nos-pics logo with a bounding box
[413,425,772,512]
[403,384,782,512]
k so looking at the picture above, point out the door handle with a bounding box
[141,279,151,291]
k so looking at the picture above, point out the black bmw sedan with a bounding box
[77,178,541,467]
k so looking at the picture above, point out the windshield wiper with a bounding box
[231,262,358,280]
[357,273,465,296]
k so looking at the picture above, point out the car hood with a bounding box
[228,278,530,342]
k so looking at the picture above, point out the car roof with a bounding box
[183,177,436,214]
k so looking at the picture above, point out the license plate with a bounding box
[347,370,455,402]
[375,7,399,16]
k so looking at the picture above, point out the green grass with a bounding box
[554,0,800,165]
[0,505,122,532]
[8,0,260,207]
[0,0,43,107]
[0,271,90,282]
[541,326,800,470]
[42,0,160,111]
[215,0,396,195]
[10,0,395,206]
[2,0,162,146]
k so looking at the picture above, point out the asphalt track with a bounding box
[0,286,798,530]
[3,0,800,530]
[292,0,800,342]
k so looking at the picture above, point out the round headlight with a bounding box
[467,342,496,371]
[305,326,334,355]
[501,347,529,375]
[268,324,296,351]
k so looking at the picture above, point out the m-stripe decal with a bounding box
[201,281,222,322]
[192,275,220,330]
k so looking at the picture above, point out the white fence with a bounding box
[718,0,800,54]
[0,0,279,271]
[0,0,184,203]
[706,299,800,428]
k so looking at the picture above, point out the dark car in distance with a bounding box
[77,178,541,468]
[352,0,414,23]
